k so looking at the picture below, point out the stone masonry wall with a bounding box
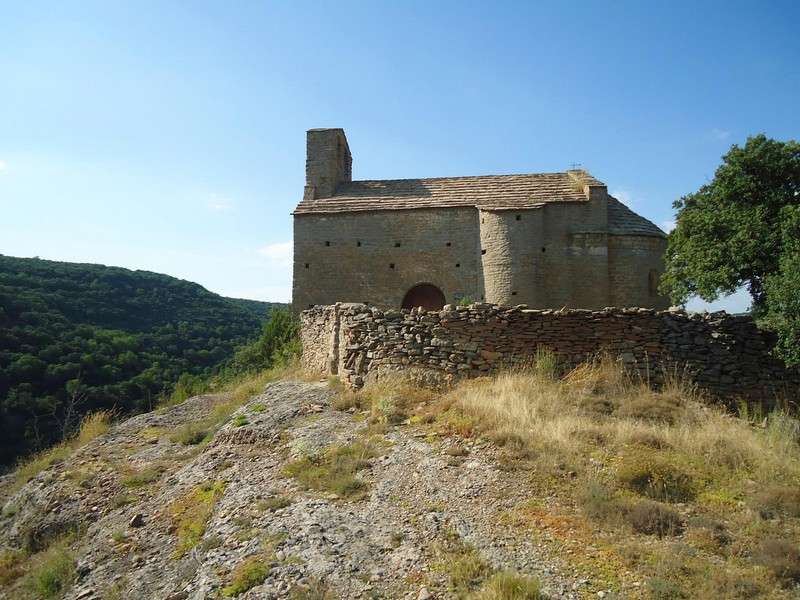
[301,303,799,408]
[293,208,481,312]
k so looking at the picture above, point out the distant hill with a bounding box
[0,254,284,467]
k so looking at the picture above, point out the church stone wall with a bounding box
[301,303,799,408]
[293,208,481,312]
[479,197,614,309]
[608,236,670,309]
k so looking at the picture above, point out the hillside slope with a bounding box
[2,372,798,599]
[0,379,584,599]
[0,254,280,467]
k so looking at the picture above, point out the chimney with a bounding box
[304,128,352,199]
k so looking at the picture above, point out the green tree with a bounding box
[230,308,300,374]
[763,206,800,366]
[661,134,800,364]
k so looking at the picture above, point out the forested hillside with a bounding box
[0,254,281,468]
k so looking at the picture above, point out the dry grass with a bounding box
[374,352,800,598]
[5,410,115,497]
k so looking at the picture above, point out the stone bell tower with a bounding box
[304,128,352,200]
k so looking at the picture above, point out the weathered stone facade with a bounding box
[301,303,799,407]
[293,128,670,313]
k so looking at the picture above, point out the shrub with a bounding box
[753,484,800,519]
[447,547,491,594]
[120,464,166,489]
[21,542,75,599]
[647,576,684,599]
[284,441,376,501]
[169,480,225,557]
[614,451,694,502]
[684,517,730,554]
[171,423,209,445]
[0,550,25,587]
[474,570,543,599]
[258,495,292,512]
[577,478,625,526]
[223,555,271,596]
[754,539,800,586]
[626,500,683,537]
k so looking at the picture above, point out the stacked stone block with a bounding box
[301,303,799,407]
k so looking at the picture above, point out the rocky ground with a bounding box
[0,379,629,599]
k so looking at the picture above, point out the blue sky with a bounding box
[1,1,798,311]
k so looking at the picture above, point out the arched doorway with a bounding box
[402,283,446,311]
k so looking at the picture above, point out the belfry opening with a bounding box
[402,284,446,311]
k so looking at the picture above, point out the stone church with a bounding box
[292,128,669,313]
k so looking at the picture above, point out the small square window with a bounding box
[446,242,452,247]
[515,214,521,221]
[394,242,401,247]
[481,249,487,255]
[325,241,330,246]
[455,263,460,268]
[511,291,518,296]
[541,247,546,253]
[356,241,362,247]
[389,263,395,269]
[304,263,310,268]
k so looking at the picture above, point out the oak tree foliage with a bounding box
[660,134,800,365]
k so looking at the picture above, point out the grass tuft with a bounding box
[474,570,543,599]
[20,538,76,599]
[168,480,225,557]
[223,555,271,596]
[284,440,377,501]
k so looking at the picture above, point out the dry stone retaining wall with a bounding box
[301,303,799,407]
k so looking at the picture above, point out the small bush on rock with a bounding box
[614,450,694,502]
[627,500,683,537]
[754,539,800,586]
[223,555,271,596]
[474,570,543,599]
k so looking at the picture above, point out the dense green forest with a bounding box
[0,254,283,468]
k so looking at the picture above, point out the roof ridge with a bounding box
[342,170,602,186]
